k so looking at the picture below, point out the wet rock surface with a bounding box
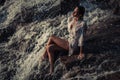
[0,0,120,80]
[30,17,120,80]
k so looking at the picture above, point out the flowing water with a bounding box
[0,0,120,80]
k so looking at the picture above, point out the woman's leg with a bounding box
[42,47,48,60]
[41,35,69,74]
[47,44,54,74]
[46,44,66,74]
[47,35,69,50]
[42,35,69,60]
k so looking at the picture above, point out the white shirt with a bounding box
[67,16,87,55]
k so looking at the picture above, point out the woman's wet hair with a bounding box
[76,5,85,17]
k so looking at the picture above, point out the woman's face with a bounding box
[72,7,80,17]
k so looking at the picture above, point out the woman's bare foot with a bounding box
[77,53,85,60]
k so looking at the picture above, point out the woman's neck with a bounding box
[74,17,79,21]
[74,17,83,22]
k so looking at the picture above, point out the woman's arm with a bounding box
[80,46,83,54]
[77,22,86,60]
[78,46,84,60]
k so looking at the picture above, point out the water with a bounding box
[0,0,120,80]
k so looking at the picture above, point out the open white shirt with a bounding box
[67,16,87,55]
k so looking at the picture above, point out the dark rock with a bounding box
[0,25,16,43]
[0,0,6,6]
[61,0,80,14]
[97,71,120,80]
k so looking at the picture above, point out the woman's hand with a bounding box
[77,53,85,60]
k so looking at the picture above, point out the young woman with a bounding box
[42,5,87,74]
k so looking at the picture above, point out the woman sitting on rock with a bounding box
[41,5,87,74]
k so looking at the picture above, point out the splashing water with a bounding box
[0,0,119,80]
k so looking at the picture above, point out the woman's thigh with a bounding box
[51,35,69,50]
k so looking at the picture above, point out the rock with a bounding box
[0,0,120,80]
[0,0,6,6]
[61,0,80,14]
[97,71,120,80]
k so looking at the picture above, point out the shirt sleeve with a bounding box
[67,16,73,33]
[78,21,87,47]
[78,28,84,47]
[67,16,73,24]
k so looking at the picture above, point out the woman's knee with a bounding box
[47,35,55,46]
[48,35,55,42]
[49,35,56,40]
[47,44,55,52]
